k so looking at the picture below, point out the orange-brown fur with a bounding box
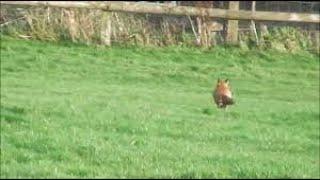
[213,79,234,108]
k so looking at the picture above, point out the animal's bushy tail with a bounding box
[224,96,234,105]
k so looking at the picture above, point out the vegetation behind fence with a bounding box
[0,1,319,54]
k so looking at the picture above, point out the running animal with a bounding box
[213,78,234,109]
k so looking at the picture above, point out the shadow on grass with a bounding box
[0,104,28,123]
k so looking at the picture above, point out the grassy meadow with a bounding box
[1,36,319,178]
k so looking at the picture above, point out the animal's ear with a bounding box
[217,78,221,83]
[225,79,229,84]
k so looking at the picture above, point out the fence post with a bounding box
[100,11,112,46]
[226,1,239,44]
[250,1,259,45]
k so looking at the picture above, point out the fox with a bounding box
[213,78,234,109]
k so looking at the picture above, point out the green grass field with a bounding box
[1,36,319,178]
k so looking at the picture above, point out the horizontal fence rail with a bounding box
[1,1,320,23]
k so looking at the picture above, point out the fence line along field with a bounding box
[1,1,319,49]
[1,35,319,178]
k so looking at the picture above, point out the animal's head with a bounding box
[216,78,230,89]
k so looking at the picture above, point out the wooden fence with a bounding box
[1,1,319,46]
